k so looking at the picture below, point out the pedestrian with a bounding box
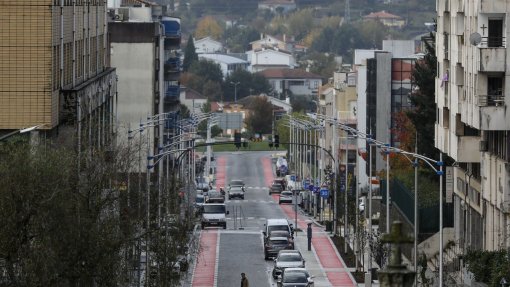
[241,272,249,287]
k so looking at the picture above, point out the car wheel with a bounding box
[264,253,268,260]
[241,196,244,200]
[201,224,205,230]
[228,196,231,200]
[278,201,281,204]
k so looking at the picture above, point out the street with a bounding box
[189,151,356,287]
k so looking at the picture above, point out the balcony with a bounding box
[165,85,180,101]
[162,17,181,47]
[477,94,505,107]
[478,42,506,72]
[456,136,480,163]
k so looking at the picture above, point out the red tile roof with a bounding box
[258,68,322,79]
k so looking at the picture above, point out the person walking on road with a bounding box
[241,272,249,287]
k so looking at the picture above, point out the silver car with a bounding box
[272,250,305,279]
[277,268,314,287]
[278,191,293,204]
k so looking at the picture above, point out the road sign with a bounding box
[303,179,310,189]
[308,184,314,191]
[320,188,329,198]
[313,186,320,194]
[445,166,453,203]
[290,175,296,181]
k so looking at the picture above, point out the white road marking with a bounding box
[214,232,220,287]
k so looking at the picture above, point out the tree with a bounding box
[183,34,198,72]
[202,80,223,101]
[189,59,224,84]
[195,16,224,40]
[408,32,437,160]
[224,70,271,101]
[245,96,273,134]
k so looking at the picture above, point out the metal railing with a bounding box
[477,94,505,106]
[480,36,506,48]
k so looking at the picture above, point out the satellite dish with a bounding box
[469,32,482,46]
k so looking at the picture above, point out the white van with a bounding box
[263,218,294,240]
[285,175,296,190]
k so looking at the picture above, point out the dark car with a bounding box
[228,179,245,191]
[228,186,245,200]
[269,183,283,195]
[267,230,294,249]
[277,268,314,287]
[264,236,293,260]
[273,178,286,190]
[206,191,225,203]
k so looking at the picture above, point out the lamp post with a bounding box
[230,81,240,103]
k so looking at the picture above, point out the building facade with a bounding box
[436,0,510,263]
[0,0,117,150]
[194,36,223,54]
[258,68,322,98]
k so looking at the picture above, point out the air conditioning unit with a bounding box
[114,14,124,21]
[479,140,488,152]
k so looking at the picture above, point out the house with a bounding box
[194,36,223,54]
[363,10,405,28]
[198,53,249,78]
[258,68,322,97]
[247,47,295,72]
[258,0,296,14]
[179,87,207,114]
[249,33,295,52]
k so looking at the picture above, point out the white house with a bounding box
[198,53,249,78]
[258,68,322,97]
[258,0,296,14]
[194,36,223,54]
[246,47,295,72]
[179,87,207,114]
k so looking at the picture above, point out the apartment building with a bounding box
[0,1,117,150]
[436,0,510,259]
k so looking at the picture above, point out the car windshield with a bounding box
[268,225,289,233]
[230,180,244,186]
[203,205,225,213]
[278,254,302,262]
[208,192,221,197]
[270,239,288,245]
[230,187,243,192]
[272,184,282,189]
[269,231,290,237]
[195,196,204,203]
[281,191,292,196]
[283,273,307,283]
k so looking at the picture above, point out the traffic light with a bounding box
[274,135,280,148]
[234,132,241,149]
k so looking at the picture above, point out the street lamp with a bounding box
[230,81,240,103]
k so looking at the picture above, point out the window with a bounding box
[288,80,304,86]
[488,19,504,47]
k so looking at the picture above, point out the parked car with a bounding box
[194,194,205,213]
[269,183,283,195]
[267,230,294,249]
[196,176,211,192]
[228,186,245,200]
[273,178,286,190]
[272,250,305,279]
[264,236,293,260]
[276,268,314,287]
[279,191,293,204]
[206,191,225,203]
[263,219,294,242]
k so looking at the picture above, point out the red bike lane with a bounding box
[262,156,356,287]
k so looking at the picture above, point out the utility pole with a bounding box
[344,0,351,23]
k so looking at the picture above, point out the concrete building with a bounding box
[257,0,296,14]
[198,53,249,78]
[363,10,406,28]
[247,47,296,72]
[194,36,223,54]
[179,87,207,114]
[258,68,322,98]
[0,1,117,150]
[436,0,510,268]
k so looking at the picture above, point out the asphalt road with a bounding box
[216,150,285,287]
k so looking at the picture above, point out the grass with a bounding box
[195,141,286,152]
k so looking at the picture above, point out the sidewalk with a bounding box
[277,200,356,287]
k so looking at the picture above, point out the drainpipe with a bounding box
[72,0,76,87]
[60,0,64,88]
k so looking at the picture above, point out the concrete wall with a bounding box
[375,52,392,171]
[356,66,368,190]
